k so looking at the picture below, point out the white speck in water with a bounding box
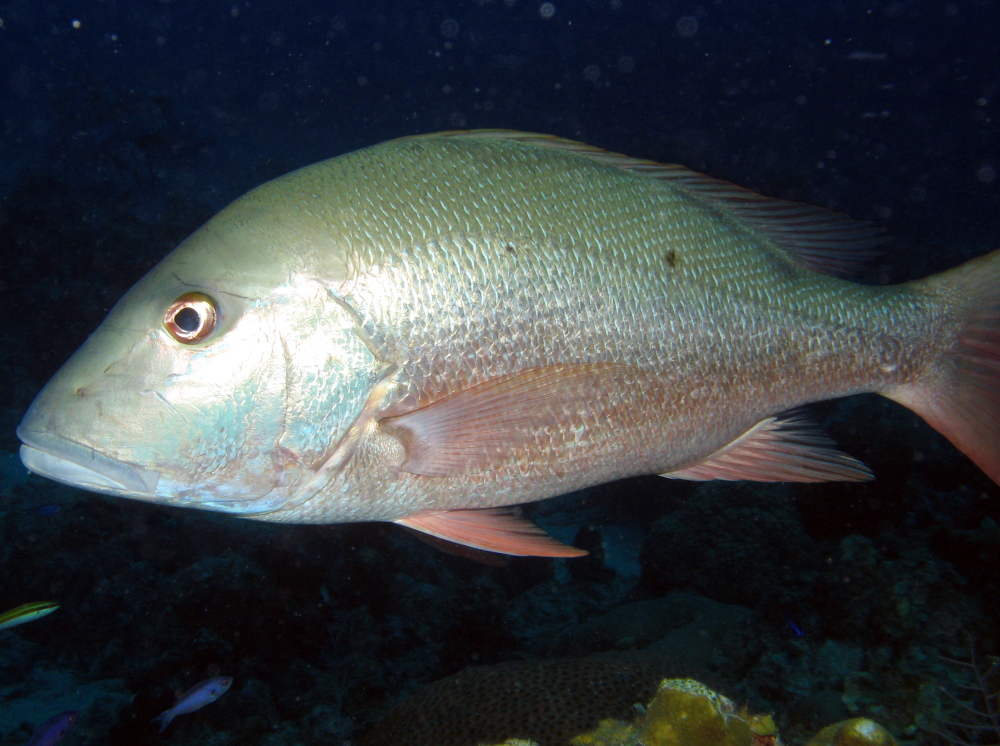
[539,3,556,19]
[976,164,996,184]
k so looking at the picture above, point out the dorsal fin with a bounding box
[425,129,884,278]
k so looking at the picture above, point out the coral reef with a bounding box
[479,679,899,746]
[639,483,821,607]
[360,593,756,746]
[922,648,1000,745]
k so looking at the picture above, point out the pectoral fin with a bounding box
[662,413,873,482]
[394,508,587,557]
[379,363,635,477]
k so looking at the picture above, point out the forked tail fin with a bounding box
[888,249,1000,485]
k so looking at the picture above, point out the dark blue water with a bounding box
[0,1,997,744]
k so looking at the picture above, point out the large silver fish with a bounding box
[16,131,1000,557]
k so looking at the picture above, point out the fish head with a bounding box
[17,178,384,517]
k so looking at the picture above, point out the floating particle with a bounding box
[977,164,996,184]
[540,3,556,19]
[440,18,459,37]
[583,64,600,82]
[617,55,635,73]
[676,15,699,37]
[71,19,81,28]
[847,51,888,61]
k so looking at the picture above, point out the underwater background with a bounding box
[0,1,998,744]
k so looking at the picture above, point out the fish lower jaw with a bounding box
[160,479,301,516]
[17,429,161,496]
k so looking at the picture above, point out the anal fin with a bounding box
[662,413,873,482]
[394,507,588,558]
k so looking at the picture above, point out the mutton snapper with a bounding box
[16,131,1000,557]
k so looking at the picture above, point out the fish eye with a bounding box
[164,293,218,344]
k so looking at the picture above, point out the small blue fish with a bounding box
[151,676,233,732]
[25,711,78,746]
[30,504,61,517]
[781,611,805,637]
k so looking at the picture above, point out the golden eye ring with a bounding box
[164,293,218,344]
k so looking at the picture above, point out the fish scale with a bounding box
[16,130,1000,557]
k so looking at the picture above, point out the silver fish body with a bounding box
[17,131,1000,556]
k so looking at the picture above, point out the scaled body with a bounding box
[17,131,1000,556]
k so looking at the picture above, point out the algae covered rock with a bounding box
[570,678,758,746]
[804,718,898,746]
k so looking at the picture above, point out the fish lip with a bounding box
[16,427,160,495]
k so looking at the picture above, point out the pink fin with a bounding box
[662,414,873,482]
[398,526,511,566]
[380,363,632,477]
[395,508,587,558]
[891,249,1000,486]
[427,130,883,277]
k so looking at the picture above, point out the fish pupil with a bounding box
[174,307,201,332]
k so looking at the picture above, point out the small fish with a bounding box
[25,711,78,746]
[0,601,59,631]
[781,611,805,637]
[151,676,233,732]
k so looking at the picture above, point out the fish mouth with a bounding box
[16,427,161,496]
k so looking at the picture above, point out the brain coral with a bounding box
[359,651,680,746]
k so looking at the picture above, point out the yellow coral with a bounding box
[569,718,636,745]
[570,678,756,746]
[804,718,898,746]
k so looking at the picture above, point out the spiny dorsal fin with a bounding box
[427,129,884,278]
[662,413,873,482]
